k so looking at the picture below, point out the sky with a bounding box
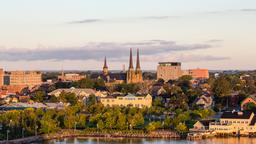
[0,0,256,71]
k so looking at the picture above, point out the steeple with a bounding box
[103,56,109,76]
[103,56,108,68]
[136,48,141,70]
[129,48,134,69]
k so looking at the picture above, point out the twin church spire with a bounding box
[104,48,141,72]
[128,48,141,70]
[103,48,143,84]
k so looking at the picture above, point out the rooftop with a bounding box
[221,111,253,119]
[158,62,181,66]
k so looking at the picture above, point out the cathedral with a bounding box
[126,48,143,84]
[95,48,143,84]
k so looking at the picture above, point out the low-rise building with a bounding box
[58,73,86,82]
[193,94,213,109]
[209,111,256,135]
[190,120,215,132]
[100,93,152,108]
[188,69,209,79]
[241,94,256,110]
[48,87,97,98]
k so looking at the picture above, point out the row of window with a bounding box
[223,120,249,124]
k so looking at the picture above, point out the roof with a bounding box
[199,120,215,127]
[0,102,47,109]
[49,88,96,96]
[90,72,126,81]
[250,116,256,126]
[221,111,253,119]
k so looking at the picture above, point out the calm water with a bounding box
[44,137,256,144]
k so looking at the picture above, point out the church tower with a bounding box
[103,56,109,76]
[135,48,143,83]
[126,48,143,84]
[126,48,135,84]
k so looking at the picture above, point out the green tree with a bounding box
[116,113,127,130]
[59,92,78,106]
[175,123,188,133]
[78,78,94,88]
[32,91,46,102]
[39,110,59,134]
[146,121,162,132]
[212,76,232,97]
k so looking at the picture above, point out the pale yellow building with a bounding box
[58,73,86,82]
[100,94,152,108]
[209,111,256,135]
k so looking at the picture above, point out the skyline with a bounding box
[0,0,256,70]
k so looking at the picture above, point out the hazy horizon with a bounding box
[1,0,256,71]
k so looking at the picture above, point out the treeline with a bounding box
[0,98,214,140]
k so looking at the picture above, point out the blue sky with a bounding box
[0,0,256,70]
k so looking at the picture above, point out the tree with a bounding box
[246,102,256,111]
[32,91,46,102]
[116,113,127,130]
[86,95,97,107]
[78,78,94,88]
[59,92,78,106]
[212,76,232,97]
[175,123,188,133]
[97,120,104,130]
[146,121,162,132]
[177,75,192,93]
[76,114,87,129]
[39,110,59,134]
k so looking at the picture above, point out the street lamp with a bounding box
[35,125,38,136]
[6,129,10,141]
[7,120,12,141]
[22,128,25,138]
[74,122,77,133]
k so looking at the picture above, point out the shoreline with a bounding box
[0,130,180,144]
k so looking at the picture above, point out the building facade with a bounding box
[100,93,152,108]
[58,73,86,82]
[157,62,183,82]
[209,111,256,135]
[126,48,143,84]
[0,69,4,86]
[188,68,209,79]
[5,71,42,88]
[92,48,143,84]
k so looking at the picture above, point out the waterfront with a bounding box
[45,137,256,144]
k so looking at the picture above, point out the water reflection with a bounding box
[45,137,256,144]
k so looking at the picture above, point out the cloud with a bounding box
[67,16,179,24]
[0,40,214,61]
[68,19,102,24]
[240,9,256,12]
[176,54,229,62]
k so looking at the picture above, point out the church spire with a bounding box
[129,48,134,69]
[103,56,109,76]
[136,48,141,70]
[103,56,108,68]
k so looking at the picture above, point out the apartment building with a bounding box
[5,71,42,88]
[157,62,183,82]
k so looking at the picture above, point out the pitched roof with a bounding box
[221,111,253,119]
[199,120,215,127]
